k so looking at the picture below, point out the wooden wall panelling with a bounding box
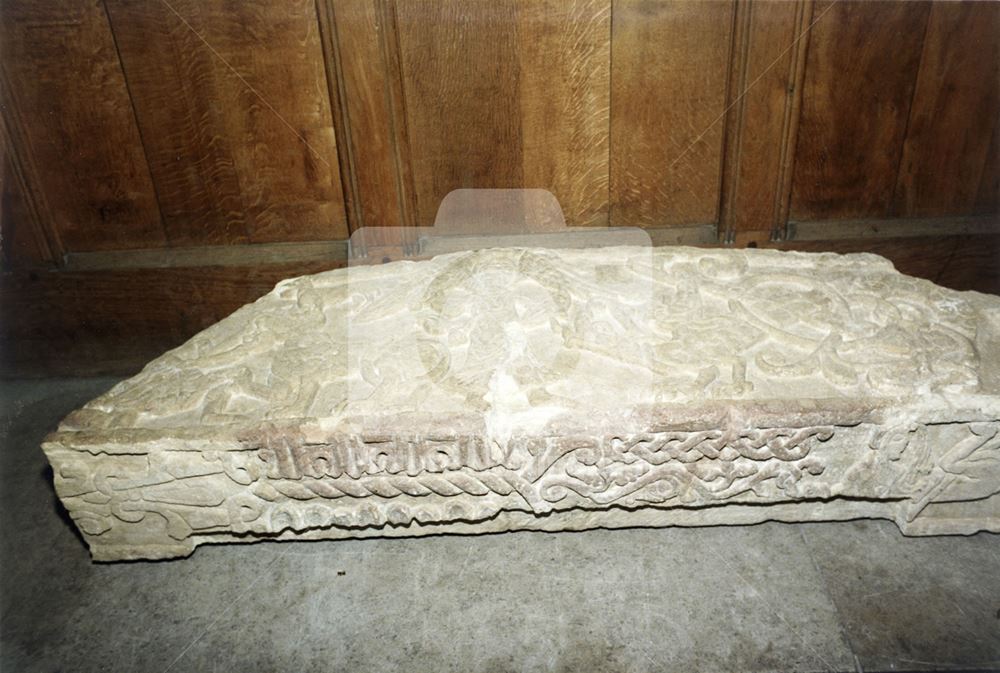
[893,1,1000,218]
[610,0,734,229]
[790,0,931,221]
[104,0,348,246]
[103,0,245,246]
[323,0,414,229]
[0,158,43,269]
[394,0,521,227]
[0,0,165,253]
[517,0,611,228]
[719,0,813,244]
[316,0,362,232]
[1,158,49,269]
[975,122,1000,215]
[393,0,611,228]
[0,110,54,268]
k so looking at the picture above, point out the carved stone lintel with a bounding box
[42,247,1000,560]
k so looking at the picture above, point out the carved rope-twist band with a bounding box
[267,470,516,501]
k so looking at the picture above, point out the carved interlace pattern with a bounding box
[51,422,1000,547]
[251,426,834,510]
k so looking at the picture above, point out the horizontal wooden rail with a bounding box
[46,215,1000,272]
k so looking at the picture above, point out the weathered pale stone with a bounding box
[43,246,1000,561]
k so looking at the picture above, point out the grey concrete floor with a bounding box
[1,378,998,673]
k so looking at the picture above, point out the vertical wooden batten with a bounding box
[718,0,815,245]
[315,0,363,233]
[718,0,752,243]
[379,0,419,230]
[319,0,417,231]
[771,0,813,241]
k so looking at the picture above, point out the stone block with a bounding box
[42,247,1000,560]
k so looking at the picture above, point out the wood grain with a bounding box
[720,0,811,242]
[610,0,734,228]
[1,112,53,268]
[316,0,362,233]
[893,1,1000,218]
[0,0,165,252]
[1,154,46,268]
[105,0,348,245]
[395,0,523,227]
[790,0,931,220]
[517,0,611,227]
[394,0,610,228]
[327,0,412,228]
[975,122,1000,215]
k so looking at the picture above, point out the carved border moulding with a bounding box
[43,247,1000,560]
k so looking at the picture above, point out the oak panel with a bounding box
[610,0,734,228]
[1,152,47,268]
[975,123,1000,215]
[1,114,53,268]
[395,1,523,227]
[394,0,611,228]
[517,0,611,227]
[0,0,165,252]
[790,0,931,220]
[893,1,1000,217]
[105,0,348,245]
